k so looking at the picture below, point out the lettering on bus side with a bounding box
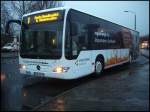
[75,58,90,65]
[94,31,116,44]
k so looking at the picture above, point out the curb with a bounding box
[142,54,149,59]
[1,52,18,58]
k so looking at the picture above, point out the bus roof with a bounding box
[69,9,139,33]
[23,7,70,17]
[23,7,139,34]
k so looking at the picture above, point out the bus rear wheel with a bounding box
[95,59,104,76]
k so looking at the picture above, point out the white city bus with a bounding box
[18,7,139,79]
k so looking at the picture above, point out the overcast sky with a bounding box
[64,1,149,36]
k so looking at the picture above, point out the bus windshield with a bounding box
[20,11,64,59]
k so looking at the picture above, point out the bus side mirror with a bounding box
[5,20,22,36]
[5,20,28,36]
[71,22,78,36]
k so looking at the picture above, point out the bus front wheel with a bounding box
[95,59,104,75]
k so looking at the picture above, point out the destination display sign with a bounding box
[23,11,63,24]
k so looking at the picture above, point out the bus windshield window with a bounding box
[20,21,63,59]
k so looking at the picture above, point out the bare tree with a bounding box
[10,1,63,19]
[1,1,14,35]
[1,1,63,43]
[30,1,63,11]
[10,1,34,19]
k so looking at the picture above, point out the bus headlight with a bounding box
[19,64,26,70]
[52,66,70,73]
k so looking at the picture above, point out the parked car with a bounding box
[2,43,19,52]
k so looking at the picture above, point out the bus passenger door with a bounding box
[76,50,92,76]
[75,34,92,75]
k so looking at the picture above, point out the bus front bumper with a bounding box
[20,69,81,80]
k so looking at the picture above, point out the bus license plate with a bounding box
[34,72,45,77]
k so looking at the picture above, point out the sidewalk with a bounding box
[1,52,18,58]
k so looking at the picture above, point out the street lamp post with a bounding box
[23,1,25,15]
[124,10,136,30]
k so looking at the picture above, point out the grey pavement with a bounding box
[1,52,18,58]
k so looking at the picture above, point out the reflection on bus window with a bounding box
[20,21,63,59]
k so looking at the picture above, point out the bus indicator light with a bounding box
[53,66,63,73]
[19,64,26,70]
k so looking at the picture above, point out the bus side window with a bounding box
[71,22,88,54]
[71,22,78,36]
[65,20,72,59]
[78,24,88,50]
[71,22,80,56]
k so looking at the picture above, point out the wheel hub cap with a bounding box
[96,61,102,73]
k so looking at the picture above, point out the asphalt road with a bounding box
[140,48,149,58]
[1,53,103,111]
[37,55,149,111]
[1,52,149,111]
